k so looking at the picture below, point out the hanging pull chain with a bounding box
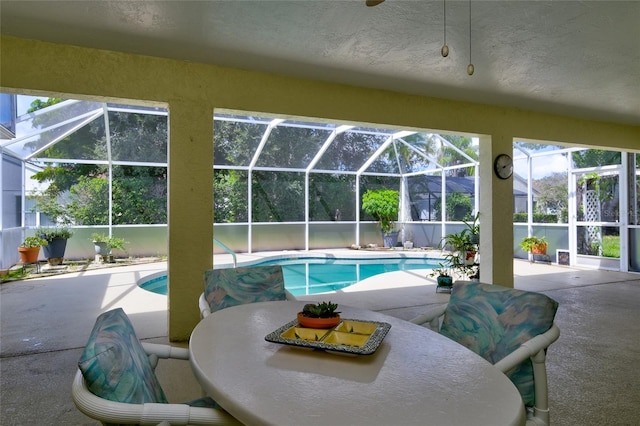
[441,0,449,57]
[467,0,475,75]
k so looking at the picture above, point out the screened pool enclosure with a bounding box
[1,95,639,273]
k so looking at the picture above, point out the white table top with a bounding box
[189,300,526,426]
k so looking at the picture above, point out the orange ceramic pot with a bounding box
[297,312,341,329]
[18,246,40,263]
[531,244,547,255]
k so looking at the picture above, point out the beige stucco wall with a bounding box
[2,36,638,340]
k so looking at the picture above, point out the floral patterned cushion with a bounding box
[204,265,286,313]
[78,308,168,406]
[439,281,558,407]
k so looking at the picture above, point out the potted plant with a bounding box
[520,236,548,255]
[402,229,415,250]
[429,263,453,288]
[446,251,479,280]
[18,236,48,264]
[37,227,73,265]
[361,189,400,247]
[441,231,471,252]
[462,212,480,245]
[91,233,127,262]
[297,301,341,329]
[441,230,476,266]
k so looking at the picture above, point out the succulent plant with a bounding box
[301,301,340,318]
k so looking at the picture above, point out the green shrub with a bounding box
[520,236,547,252]
[36,227,73,241]
[91,233,128,252]
[361,189,399,234]
[513,212,527,223]
[602,235,620,258]
[513,213,558,223]
[20,236,48,248]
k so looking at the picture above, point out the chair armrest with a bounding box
[495,323,560,426]
[493,323,560,374]
[200,290,295,318]
[72,370,241,425]
[409,304,448,330]
[199,292,212,318]
[141,403,241,425]
[141,342,190,360]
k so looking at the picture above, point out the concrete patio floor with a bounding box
[1,254,638,425]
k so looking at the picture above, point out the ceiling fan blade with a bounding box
[366,0,385,6]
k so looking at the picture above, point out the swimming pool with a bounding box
[138,256,440,296]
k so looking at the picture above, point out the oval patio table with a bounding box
[189,300,526,426]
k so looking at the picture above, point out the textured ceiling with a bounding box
[1,1,639,125]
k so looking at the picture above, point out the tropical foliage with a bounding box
[431,191,473,221]
[30,98,629,235]
[572,150,621,168]
[361,189,399,234]
[533,172,568,221]
[213,121,400,223]
[27,100,168,226]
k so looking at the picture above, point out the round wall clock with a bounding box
[494,154,513,179]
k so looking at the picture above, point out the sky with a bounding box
[17,95,44,116]
[522,154,569,180]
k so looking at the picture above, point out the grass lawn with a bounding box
[602,235,620,258]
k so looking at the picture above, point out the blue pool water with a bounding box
[138,256,439,296]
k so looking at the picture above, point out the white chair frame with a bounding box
[72,342,241,425]
[410,304,560,426]
[199,290,296,319]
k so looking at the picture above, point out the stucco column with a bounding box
[167,100,213,341]
[479,134,514,287]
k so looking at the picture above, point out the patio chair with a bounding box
[409,281,560,426]
[72,308,240,425]
[199,265,295,318]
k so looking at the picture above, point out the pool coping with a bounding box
[212,248,447,269]
[138,249,447,295]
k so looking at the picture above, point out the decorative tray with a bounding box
[265,318,391,355]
